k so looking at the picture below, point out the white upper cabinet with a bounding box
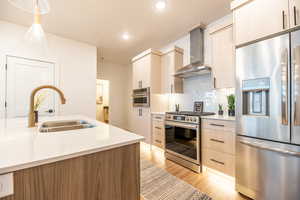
[161,47,184,94]
[211,25,235,89]
[132,49,161,93]
[132,55,151,89]
[233,0,290,46]
[290,0,300,28]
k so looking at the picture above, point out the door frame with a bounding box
[2,55,59,119]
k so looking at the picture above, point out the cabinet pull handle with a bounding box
[281,48,289,125]
[294,6,297,26]
[210,159,225,165]
[138,81,143,89]
[155,140,162,143]
[213,77,216,88]
[210,138,225,143]
[209,123,225,127]
[282,10,286,29]
[155,127,162,130]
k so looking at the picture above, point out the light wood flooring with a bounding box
[140,143,250,200]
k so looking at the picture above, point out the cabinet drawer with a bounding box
[152,136,164,148]
[202,119,235,132]
[152,114,164,121]
[202,148,235,176]
[152,120,164,129]
[152,119,164,149]
[202,129,235,155]
[152,129,164,148]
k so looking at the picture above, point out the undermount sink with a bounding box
[39,120,96,133]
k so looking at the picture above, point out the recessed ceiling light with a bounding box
[122,33,130,40]
[155,0,166,10]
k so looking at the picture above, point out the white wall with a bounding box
[97,61,131,130]
[159,14,235,113]
[0,20,97,119]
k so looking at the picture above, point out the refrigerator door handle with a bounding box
[293,47,300,126]
[240,140,300,157]
[281,48,289,125]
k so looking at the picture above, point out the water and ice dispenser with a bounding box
[242,78,270,116]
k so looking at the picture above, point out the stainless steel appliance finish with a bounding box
[164,111,214,173]
[236,136,300,200]
[291,30,300,144]
[236,30,300,199]
[174,27,211,78]
[132,87,150,107]
[236,33,290,142]
[39,120,95,133]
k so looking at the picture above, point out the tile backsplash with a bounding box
[167,74,235,114]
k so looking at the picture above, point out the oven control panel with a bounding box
[165,114,199,124]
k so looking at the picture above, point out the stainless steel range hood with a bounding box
[174,27,211,78]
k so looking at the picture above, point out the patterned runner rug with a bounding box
[141,159,212,200]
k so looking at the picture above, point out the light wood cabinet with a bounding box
[161,47,184,93]
[202,119,236,177]
[0,144,140,200]
[151,114,165,149]
[132,49,161,93]
[211,25,235,88]
[232,0,290,46]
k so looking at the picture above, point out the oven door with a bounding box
[165,121,200,164]
[132,88,150,107]
[133,96,149,107]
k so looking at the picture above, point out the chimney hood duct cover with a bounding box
[174,27,211,78]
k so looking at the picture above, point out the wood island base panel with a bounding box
[0,143,140,200]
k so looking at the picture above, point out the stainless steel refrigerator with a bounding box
[236,30,300,200]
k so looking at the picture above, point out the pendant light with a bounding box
[16,1,48,57]
[8,0,50,15]
[155,0,167,10]
[25,5,46,43]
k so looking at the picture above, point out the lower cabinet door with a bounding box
[202,148,235,176]
[133,108,151,144]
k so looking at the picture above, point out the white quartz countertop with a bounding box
[0,115,144,175]
[151,112,165,115]
[201,115,236,121]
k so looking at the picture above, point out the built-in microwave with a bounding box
[132,87,150,107]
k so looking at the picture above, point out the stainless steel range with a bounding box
[164,111,214,173]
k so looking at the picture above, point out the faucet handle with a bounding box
[45,109,55,114]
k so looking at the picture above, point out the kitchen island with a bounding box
[0,115,144,200]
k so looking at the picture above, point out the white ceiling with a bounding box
[0,0,232,64]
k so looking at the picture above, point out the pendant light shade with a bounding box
[16,5,49,58]
[8,0,50,15]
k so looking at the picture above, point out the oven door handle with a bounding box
[165,121,198,129]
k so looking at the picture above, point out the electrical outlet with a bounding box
[0,173,13,198]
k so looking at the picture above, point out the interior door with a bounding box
[291,30,300,144]
[236,33,290,143]
[6,56,56,118]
